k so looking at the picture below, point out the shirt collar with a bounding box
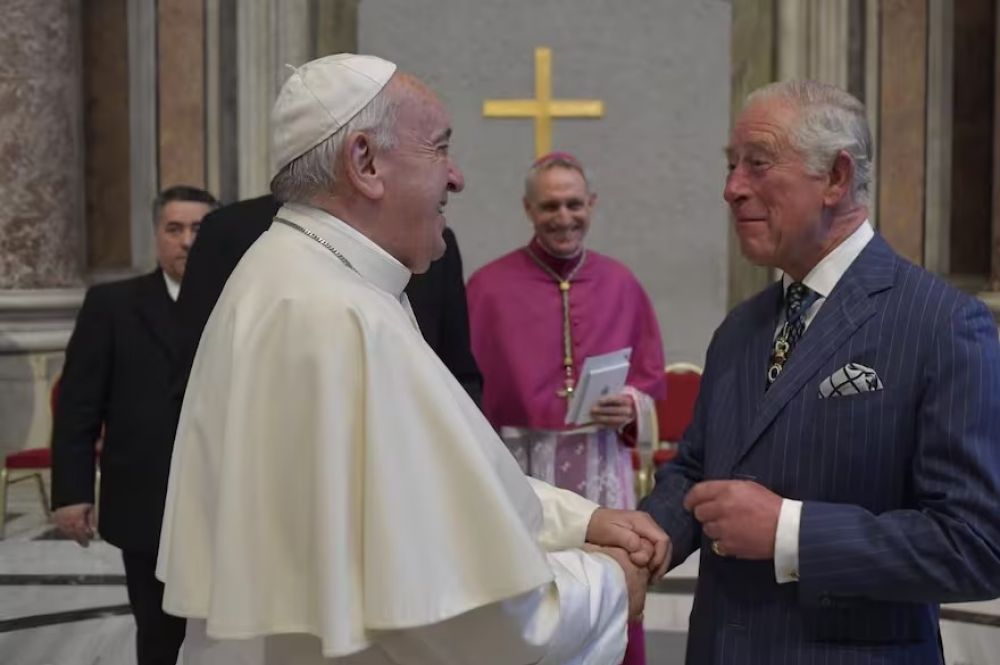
[782,220,875,298]
[162,270,181,301]
[276,202,412,300]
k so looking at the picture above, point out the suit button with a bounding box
[820,596,832,608]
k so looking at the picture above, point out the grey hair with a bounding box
[270,83,400,204]
[747,80,873,204]
[523,153,593,200]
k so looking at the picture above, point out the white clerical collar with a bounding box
[162,270,181,301]
[783,220,874,298]
[276,202,411,300]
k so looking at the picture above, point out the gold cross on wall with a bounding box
[482,47,604,158]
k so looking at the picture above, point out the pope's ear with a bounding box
[343,132,385,200]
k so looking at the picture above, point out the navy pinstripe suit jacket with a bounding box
[642,234,1000,664]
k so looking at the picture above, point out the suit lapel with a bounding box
[730,235,897,470]
[740,282,783,434]
[705,283,782,478]
[135,269,179,361]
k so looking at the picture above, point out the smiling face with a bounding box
[723,98,832,278]
[376,77,465,274]
[524,165,595,258]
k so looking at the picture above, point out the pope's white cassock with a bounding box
[157,202,630,664]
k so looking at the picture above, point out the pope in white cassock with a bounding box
[156,54,670,665]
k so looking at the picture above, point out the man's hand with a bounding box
[53,503,96,547]
[588,545,650,620]
[586,508,671,579]
[683,480,781,559]
[589,393,635,428]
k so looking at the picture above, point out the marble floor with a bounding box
[1,477,133,665]
[1,475,997,665]
[0,476,691,665]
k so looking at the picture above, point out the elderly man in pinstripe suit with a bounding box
[641,80,1000,664]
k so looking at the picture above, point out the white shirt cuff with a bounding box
[774,498,802,584]
[540,550,628,664]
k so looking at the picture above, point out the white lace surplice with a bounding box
[502,388,656,510]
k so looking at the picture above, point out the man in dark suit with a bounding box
[52,186,219,665]
[641,80,1000,663]
[174,194,482,407]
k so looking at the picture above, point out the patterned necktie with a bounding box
[766,282,818,387]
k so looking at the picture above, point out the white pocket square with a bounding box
[818,363,883,399]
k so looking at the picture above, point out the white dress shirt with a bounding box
[163,271,181,302]
[773,220,875,584]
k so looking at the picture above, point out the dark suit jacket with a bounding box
[642,235,1000,664]
[52,270,180,554]
[173,195,482,407]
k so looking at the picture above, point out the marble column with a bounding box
[728,0,776,309]
[950,0,994,278]
[158,0,206,191]
[878,0,927,266]
[205,0,234,202]
[235,0,274,199]
[776,0,849,88]
[128,0,158,271]
[864,0,880,227]
[83,0,131,273]
[213,0,358,201]
[991,0,1000,293]
[979,3,1000,312]
[0,0,87,457]
[969,0,1000,317]
[0,0,85,289]
[924,0,954,276]
[775,0,873,228]
[316,0,359,55]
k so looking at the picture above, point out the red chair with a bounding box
[634,363,702,498]
[654,362,703,465]
[0,379,62,538]
[0,447,53,538]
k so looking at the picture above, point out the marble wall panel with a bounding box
[158,0,206,190]
[877,0,927,265]
[0,0,85,289]
[83,0,132,271]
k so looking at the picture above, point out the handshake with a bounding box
[584,508,671,620]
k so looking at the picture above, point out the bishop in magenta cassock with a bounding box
[468,152,667,665]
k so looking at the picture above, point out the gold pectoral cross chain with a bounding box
[524,247,588,399]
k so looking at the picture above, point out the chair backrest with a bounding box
[655,363,703,444]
